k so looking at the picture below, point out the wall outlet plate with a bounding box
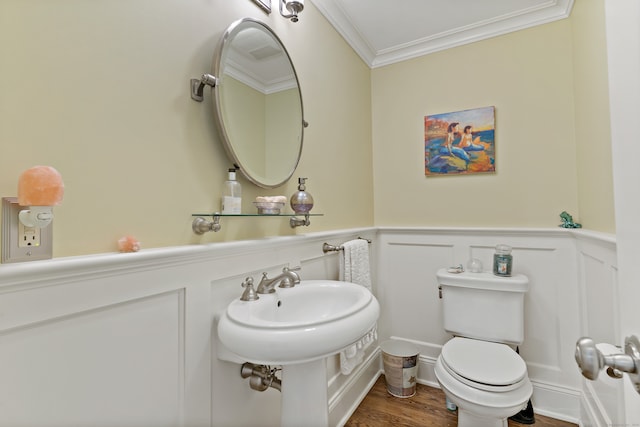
[2,197,53,263]
[18,220,41,248]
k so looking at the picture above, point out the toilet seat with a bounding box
[440,337,527,392]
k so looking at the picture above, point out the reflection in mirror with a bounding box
[213,18,305,188]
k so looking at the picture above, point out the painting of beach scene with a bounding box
[424,106,496,176]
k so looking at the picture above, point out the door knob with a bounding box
[574,335,640,394]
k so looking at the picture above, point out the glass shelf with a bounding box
[191,213,323,217]
[191,212,323,234]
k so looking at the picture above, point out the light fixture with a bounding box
[279,0,304,22]
[16,165,64,228]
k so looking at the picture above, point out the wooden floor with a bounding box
[345,376,577,427]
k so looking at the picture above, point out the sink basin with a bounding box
[217,280,379,365]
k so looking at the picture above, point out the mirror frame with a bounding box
[212,18,305,189]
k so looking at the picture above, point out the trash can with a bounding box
[380,340,419,398]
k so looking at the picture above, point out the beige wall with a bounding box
[571,0,615,233]
[0,0,614,259]
[371,1,615,232]
[0,0,374,257]
[372,20,582,228]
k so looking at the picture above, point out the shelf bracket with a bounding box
[191,212,318,234]
[192,215,221,234]
[290,214,310,228]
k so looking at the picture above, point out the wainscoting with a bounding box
[374,228,618,427]
[0,227,618,426]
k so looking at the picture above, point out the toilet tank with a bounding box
[437,268,529,345]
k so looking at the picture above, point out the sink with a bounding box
[217,279,380,427]
[217,280,380,365]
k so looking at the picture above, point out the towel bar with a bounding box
[322,237,371,253]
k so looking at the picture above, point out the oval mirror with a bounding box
[212,18,305,188]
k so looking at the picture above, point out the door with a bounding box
[605,0,640,423]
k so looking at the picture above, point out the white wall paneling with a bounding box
[376,228,586,424]
[574,232,622,426]
[0,227,617,426]
[1,290,186,427]
[0,228,377,427]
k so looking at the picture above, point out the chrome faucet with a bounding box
[257,266,301,294]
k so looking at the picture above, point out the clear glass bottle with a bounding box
[493,244,513,277]
[221,168,242,214]
[290,177,314,214]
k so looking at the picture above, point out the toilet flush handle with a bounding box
[574,335,640,394]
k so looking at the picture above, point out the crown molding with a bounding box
[311,0,574,68]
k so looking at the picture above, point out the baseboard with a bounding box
[529,380,582,425]
[327,345,441,427]
[329,348,383,427]
[577,380,615,427]
[579,393,599,427]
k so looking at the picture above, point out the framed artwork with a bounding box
[424,106,496,176]
[251,0,271,14]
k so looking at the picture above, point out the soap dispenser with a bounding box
[290,177,314,214]
[221,168,242,214]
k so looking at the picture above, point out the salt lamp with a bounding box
[17,166,64,228]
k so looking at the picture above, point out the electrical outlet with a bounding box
[2,197,53,263]
[18,221,41,248]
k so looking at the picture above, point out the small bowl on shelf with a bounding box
[253,201,285,215]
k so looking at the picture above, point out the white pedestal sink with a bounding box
[217,280,380,426]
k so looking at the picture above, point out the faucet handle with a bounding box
[280,266,301,288]
[240,277,259,301]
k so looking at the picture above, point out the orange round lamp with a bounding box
[17,166,64,207]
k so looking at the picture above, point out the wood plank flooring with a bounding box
[345,376,577,427]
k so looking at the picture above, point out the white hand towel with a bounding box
[339,239,371,290]
[339,239,374,375]
[339,325,378,375]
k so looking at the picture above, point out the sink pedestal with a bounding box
[281,358,329,427]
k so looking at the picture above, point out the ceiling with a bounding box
[310,0,574,68]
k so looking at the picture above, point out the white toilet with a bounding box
[434,268,533,427]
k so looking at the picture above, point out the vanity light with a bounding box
[280,0,304,22]
[16,165,64,228]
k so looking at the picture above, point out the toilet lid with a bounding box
[441,337,527,387]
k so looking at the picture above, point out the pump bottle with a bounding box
[221,168,242,214]
[290,177,314,214]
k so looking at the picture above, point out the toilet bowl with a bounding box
[435,269,532,427]
[434,337,532,427]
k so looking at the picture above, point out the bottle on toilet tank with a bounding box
[221,168,242,214]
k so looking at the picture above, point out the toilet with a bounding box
[434,268,533,427]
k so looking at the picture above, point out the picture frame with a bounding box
[424,106,496,176]
[251,0,271,14]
